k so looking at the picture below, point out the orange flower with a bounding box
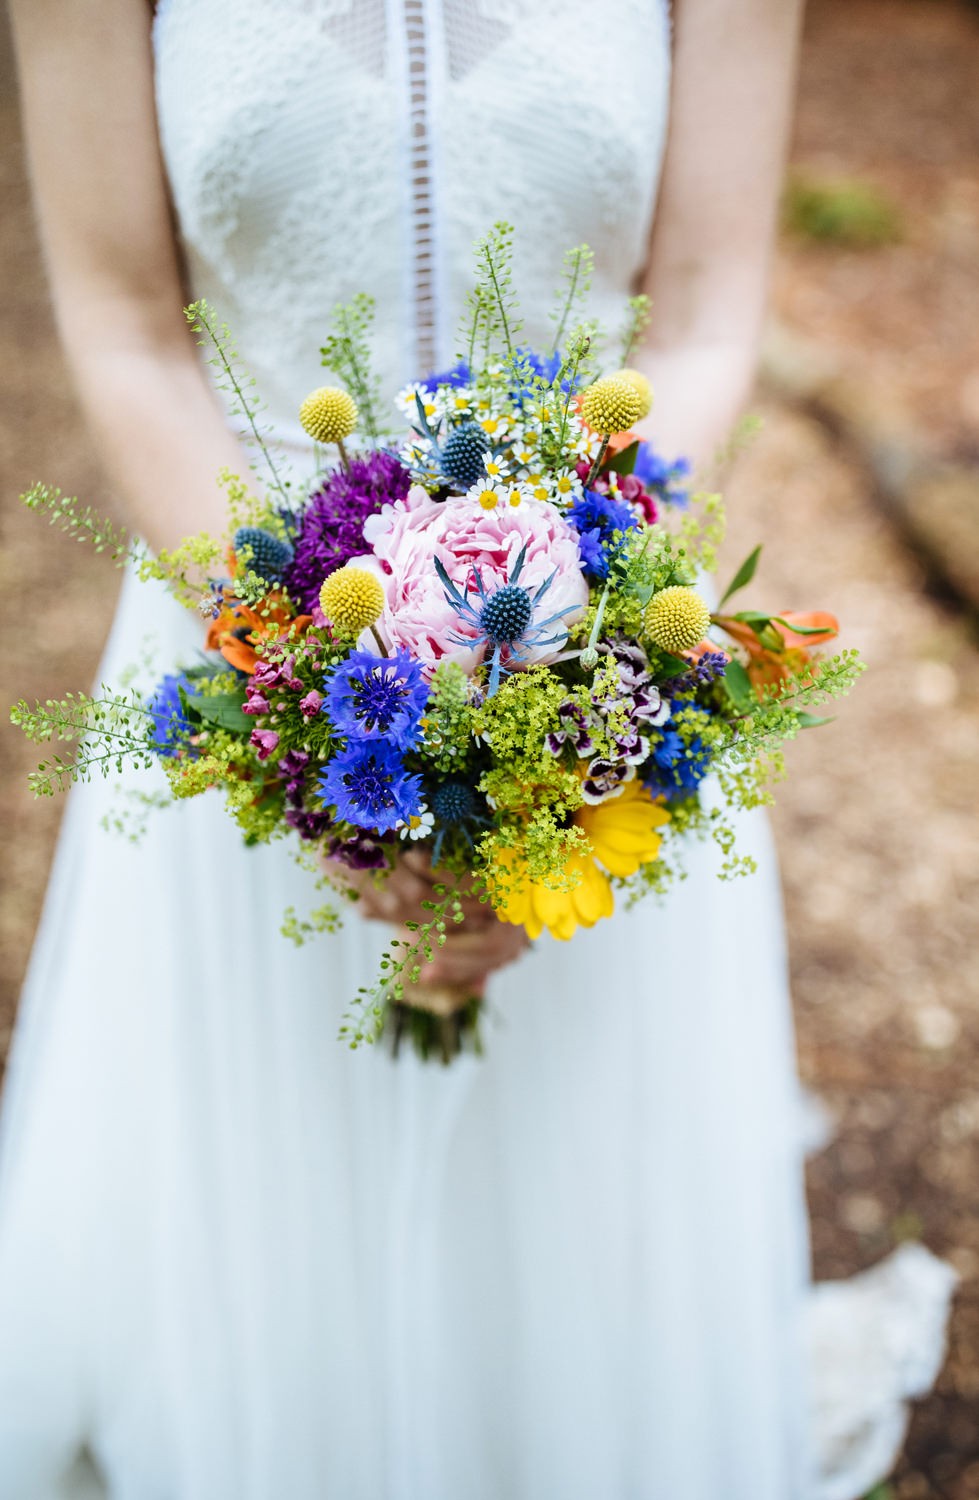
[205,597,314,675]
[713,610,838,689]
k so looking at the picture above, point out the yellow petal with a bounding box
[570,856,614,926]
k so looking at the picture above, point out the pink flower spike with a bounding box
[250,727,280,761]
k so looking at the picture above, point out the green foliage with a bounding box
[136,530,223,608]
[783,174,902,248]
[618,293,651,366]
[282,902,344,945]
[339,882,466,1049]
[319,292,384,444]
[717,544,762,610]
[718,650,865,767]
[473,667,582,816]
[186,299,293,504]
[464,221,523,364]
[21,483,137,567]
[549,243,594,354]
[11,688,156,795]
[423,661,475,773]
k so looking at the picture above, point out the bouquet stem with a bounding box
[386,980,483,1064]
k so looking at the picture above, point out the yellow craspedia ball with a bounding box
[319,566,384,635]
[615,368,653,420]
[299,386,358,444]
[644,586,712,654]
[579,375,644,437]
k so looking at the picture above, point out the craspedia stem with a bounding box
[337,437,350,472]
[584,436,610,490]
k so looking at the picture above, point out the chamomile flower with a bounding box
[398,806,435,842]
[465,481,510,512]
[552,468,583,502]
[482,454,510,482]
[479,414,512,441]
[395,381,439,425]
[446,389,475,418]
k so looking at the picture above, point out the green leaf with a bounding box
[722,659,756,712]
[770,616,832,637]
[181,688,251,734]
[656,652,691,678]
[717,545,762,608]
[795,711,835,729]
[605,439,639,475]
[729,609,772,625]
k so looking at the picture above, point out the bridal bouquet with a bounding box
[13,225,862,1059]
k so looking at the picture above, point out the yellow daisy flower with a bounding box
[493,781,670,941]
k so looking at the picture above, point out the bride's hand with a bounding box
[321,847,497,928]
[320,848,528,989]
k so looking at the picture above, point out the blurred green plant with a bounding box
[783,173,903,248]
[862,1486,894,1500]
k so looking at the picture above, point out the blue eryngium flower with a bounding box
[318,741,424,835]
[567,490,639,580]
[325,649,429,750]
[434,542,579,696]
[147,673,194,757]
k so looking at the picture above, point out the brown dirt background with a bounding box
[1,2,977,1493]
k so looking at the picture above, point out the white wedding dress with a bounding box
[0,3,954,1498]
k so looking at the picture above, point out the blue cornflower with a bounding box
[567,489,639,580]
[318,741,424,835]
[420,360,472,392]
[147,673,194,758]
[633,445,691,509]
[642,707,713,799]
[434,543,579,696]
[325,649,429,750]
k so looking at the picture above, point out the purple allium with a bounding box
[283,451,412,613]
[325,648,428,750]
[318,741,423,835]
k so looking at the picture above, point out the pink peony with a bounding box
[355,486,589,678]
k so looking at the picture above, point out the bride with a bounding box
[0,2,952,1497]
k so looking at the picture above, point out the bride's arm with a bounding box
[637,0,805,471]
[10,0,249,551]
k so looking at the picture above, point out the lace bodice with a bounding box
[153,0,671,445]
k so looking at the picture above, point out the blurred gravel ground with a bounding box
[1,0,977,1493]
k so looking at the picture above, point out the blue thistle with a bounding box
[440,421,490,489]
[233,526,294,584]
[479,584,533,645]
[433,543,579,696]
[430,779,488,863]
